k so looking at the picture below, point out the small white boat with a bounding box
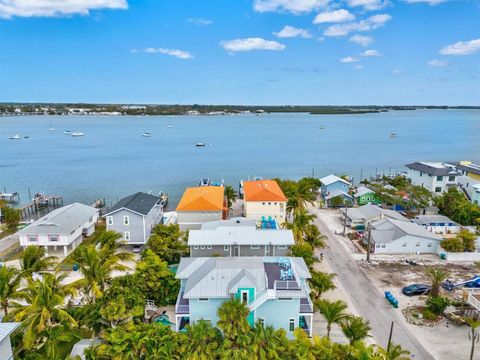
[9,134,21,140]
[142,132,152,137]
[48,128,56,131]
[64,130,71,135]
[71,132,85,137]
[390,133,398,138]
[196,143,206,147]
[167,124,174,128]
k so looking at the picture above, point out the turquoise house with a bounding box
[320,175,353,207]
[174,256,313,338]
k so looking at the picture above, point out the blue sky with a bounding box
[0,0,479,105]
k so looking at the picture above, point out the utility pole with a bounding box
[366,224,372,263]
[343,201,348,236]
[387,321,394,353]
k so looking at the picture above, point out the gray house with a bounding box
[188,217,294,257]
[105,192,163,245]
[0,322,20,360]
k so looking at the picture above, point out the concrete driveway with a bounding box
[0,234,19,255]
[309,206,435,360]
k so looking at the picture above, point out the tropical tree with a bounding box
[217,298,251,340]
[181,320,222,360]
[303,224,326,248]
[250,323,288,360]
[316,299,349,339]
[424,266,450,297]
[2,206,21,228]
[282,209,316,243]
[99,295,131,328]
[309,270,336,301]
[340,316,371,345]
[465,316,480,360]
[146,224,187,264]
[376,343,411,360]
[291,243,317,268]
[20,246,57,275]
[0,265,23,316]
[224,185,237,210]
[285,181,318,216]
[11,272,77,350]
[71,230,133,304]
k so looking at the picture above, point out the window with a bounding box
[274,202,277,205]
[381,244,386,248]
[278,298,293,301]
[124,232,130,241]
[268,202,271,205]
[416,242,420,247]
[436,176,443,181]
[402,242,407,247]
[250,245,260,249]
[448,176,455,182]
[435,187,442,193]
[259,318,265,327]
[28,235,38,242]
[194,246,199,249]
[241,291,249,304]
[376,244,380,248]
[198,298,209,302]
[49,235,59,242]
[262,202,265,205]
[200,245,205,249]
[207,245,212,249]
[289,318,295,332]
[427,243,432,248]
[107,216,113,225]
[278,245,287,249]
[224,245,229,251]
[123,216,129,225]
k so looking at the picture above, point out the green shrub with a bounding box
[427,296,450,315]
[422,308,436,321]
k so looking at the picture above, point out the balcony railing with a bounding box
[274,280,300,290]
[175,291,190,314]
[463,288,480,311]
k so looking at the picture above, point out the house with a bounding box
[405,162,460,194]
[413,215,460,235]
[0,322,20,360]
[450,161,480,205]
[341,204,408,230]
[370,218,442,254]
[174,256,313,338]
[188,217,294,257]
[105,192,164,245]
[17,203,99,257]
[320,175,352,207]
[243,180,287,222]
[176,186,226,230]
[354,186,381,206]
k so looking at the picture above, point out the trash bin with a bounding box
[440,253,447,260]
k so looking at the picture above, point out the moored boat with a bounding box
[142,132,152,137]
[196,143,206,147]
[71,132,85,137]
[9,134,21,140]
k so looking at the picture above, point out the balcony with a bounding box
[175,291,190,314]
[264,262,300,291]
[463,288,480,311]
[300,298,313,313]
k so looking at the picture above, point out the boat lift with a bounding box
[442,276,480,291]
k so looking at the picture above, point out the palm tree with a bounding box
[285,181,317,217]
[303,224,326,248]
[309,270,336,301]
[12,272,77,350]
[424,266,450,297]
[0,265,24,316]
[250,323,287,360]
[224,185,237,210]
[20,246,57,275]
[182,320,222,360]
[217,298,251,340]
[316,299,349,339]
[282,209,316,243]
[340,316,371,344]
[465,316,480,360]
[71,231,133,303]
[376,343,411,360]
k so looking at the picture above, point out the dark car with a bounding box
[402,284,430,296]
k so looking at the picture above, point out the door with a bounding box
[234,244,239,257]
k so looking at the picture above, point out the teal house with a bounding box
[174,256,313,338]
[319,175,353,207]
[354,186,381,206]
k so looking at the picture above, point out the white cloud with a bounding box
[361,49,381,56]
[323,14,391,37]
[253,0,328,14]
[349,34,373,47]
[348,0,387,11]
[0,0,127,19]
[187,18,212,26]
[313,9,355,24]
[428,59,448,67]
[439,39,480,56]
[220,38,286,52]
[142,48,193,59]
[274,25,311,38]
[404,0,446,5]
[340,56,359,63]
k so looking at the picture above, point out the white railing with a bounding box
[248,289,276,311]
[274,280,300,290]
[175,291,190,314]
[464,288,480,311]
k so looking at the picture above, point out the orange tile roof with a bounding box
[176,186,224,211]
[243,180,287,202]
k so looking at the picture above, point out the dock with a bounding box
[20,195,63,219]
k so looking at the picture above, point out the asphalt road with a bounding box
[0,234,19,255]
[310,207,435,360]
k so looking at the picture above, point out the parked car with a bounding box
[132,245,144,254]
[402,284,430,296]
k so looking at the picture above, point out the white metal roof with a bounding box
[354,186,374,198]
[413,215,458,226]
[371,218,441,244]
[0,322,20,343]
[320,174,351,186]
[16,203,98,236]
[343,204,408,222]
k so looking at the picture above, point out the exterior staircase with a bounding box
[248,289,276,312]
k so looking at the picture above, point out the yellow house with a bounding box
[243,180,287,222]
[455,161,480,181]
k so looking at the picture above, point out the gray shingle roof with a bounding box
[450,162,480,176]
[0,322,20,343]
[371,218,441,244]
[406,162,460,176]
[106,192,160,216]
[16,203,98,236]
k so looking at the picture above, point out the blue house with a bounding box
[174,256,313,338]
[320,175,352,207]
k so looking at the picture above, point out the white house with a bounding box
[370,218,442,254]
[0,322,20,360]
[341,204,409,230]
[16,203,99,257]
[243,180,287,222]
[413,215,460,235]
[405,162,460,194]
[450,161,480,205]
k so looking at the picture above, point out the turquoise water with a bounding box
[1,110,479,208]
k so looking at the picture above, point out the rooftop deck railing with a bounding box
[463,288,480,311]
